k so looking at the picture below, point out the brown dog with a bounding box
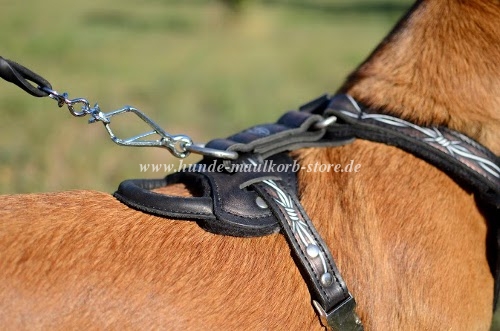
[1,0,499,329]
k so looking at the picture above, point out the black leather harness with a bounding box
[1,56,496,329]
[114,94,500,330]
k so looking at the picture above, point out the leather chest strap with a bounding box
[252,178,363,331]
[324,94,500,208]
[114,153,365,329]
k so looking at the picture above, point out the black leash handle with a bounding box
[0,56,52,97]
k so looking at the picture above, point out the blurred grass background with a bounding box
[2,0,500,328]
[0,0,410,194]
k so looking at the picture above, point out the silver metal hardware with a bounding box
[255,196,268,209]
[40,86,239,160]
[313,296,363,331]
[306,244,320,258]
[313,116,337,130]
[187,144,239,160]
[321,272,333,286]
[39,86,336,161]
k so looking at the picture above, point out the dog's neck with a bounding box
[339,0,500,154]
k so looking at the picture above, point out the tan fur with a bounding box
[0,0,498,330]
[342,0,500,153]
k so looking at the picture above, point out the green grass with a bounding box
[2,0,500,329]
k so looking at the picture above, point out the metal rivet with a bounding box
[321,273,333,286]
[306,244,320,258]
[255,196,268,209]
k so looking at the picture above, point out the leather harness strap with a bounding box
[324,94,500,208]
[1,55,496,329]
[252,178,362,330]
[114,94,500,330]
[204,109,352,160]
[116,153,363,330]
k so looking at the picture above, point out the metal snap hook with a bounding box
[164,135,192,159]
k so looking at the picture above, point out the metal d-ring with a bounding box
[186,144,239,160]
[313,116,337,130]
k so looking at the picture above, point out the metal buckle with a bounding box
[313,295,363,331]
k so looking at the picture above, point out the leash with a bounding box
[0,56,237,160]
[2,56,500,330]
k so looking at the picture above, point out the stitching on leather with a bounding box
[289,189,348,298]
[261,183,333,302]
[271,194,331,301]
